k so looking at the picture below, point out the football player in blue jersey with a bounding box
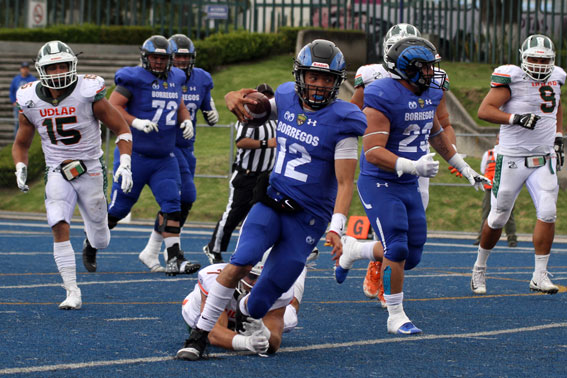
[335,37,489,335]
[138,34,218,272]
[178,39,367,360]
[83,35,200,276]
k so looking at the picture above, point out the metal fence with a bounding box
[2,0,567,66]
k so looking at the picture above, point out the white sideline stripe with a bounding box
[0,277,196,289]
[105,317,159,322]
[0,322,565,375]
[2,271,566,290]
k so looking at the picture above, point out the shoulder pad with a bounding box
[490,65,519,87]
[332,101,367,136]
[16,81,38,106]
[551,66,566,85]
[115,66,140,87]
[195,68,214,88]
[79,74,106,102]
[354,64,385,88]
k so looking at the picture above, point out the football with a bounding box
[243,91,271,127]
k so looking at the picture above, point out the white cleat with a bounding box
[339,235,360,270]
[139,246,165,272]
[59,287,82,310]
[470,265,487,295]
[530,271,559,294]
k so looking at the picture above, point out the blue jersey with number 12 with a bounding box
[271,82,366,222]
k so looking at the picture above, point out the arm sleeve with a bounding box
[334,137,359,160]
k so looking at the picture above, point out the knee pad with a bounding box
[383,240,409,263]
[179,202,193,228]
[536,190,557,223]
[404,244,423,270]
[488,190,515,229]
[157,211,182,234]
[108,215,120,230]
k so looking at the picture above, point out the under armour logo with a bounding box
[307,119,317,127]
[376,182,389,188]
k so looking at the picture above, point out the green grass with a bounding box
[2,53,566,234]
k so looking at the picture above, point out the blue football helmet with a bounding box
[168,34,196,77]
[140,35,172,78]
[385,37,446,94]
[293,39,346,110]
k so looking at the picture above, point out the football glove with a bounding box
[448,154,490,191]
[232,332,269,353]
[131,118,159,133]
[242,317,271,341]
[14,162,29,193]
[511,113,540,130]
[180,119,194,139]
[554,134,564,170]
[396,153,439,178]
[203,109,219,126]
[114,154,133,194]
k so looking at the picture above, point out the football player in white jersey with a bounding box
[12,41,133,309]
[348,24,458,308]
[470,34,565,295]
[176,249,315,359]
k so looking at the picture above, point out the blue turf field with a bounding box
[0,218,566,377]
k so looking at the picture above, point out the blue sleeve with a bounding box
[114,67,135,94]
[9,76,18,103]
[200,70,214,111]
[364,81,394,123]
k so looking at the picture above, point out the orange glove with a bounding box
[448,166,463,178]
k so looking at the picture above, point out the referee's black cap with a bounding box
[256,83,274,97]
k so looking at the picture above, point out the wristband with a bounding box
[115,133,133,143]
[556,132,563,138]
[232,334,247,351]
[447,153,468,172]
[328,213,347,237]
[260,140,267,149]
[508,114,516,125]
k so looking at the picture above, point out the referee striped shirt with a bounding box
[234,120,277,173]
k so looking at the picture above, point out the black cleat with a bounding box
[165,244,200,276]
[176,328,209,361]
[202,245,224,264]
[82,238,97,272]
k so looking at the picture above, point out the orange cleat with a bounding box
[363,261,386,308]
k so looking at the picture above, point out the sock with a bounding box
[164,236,180,249]
[384,292,404,309]
[196,280,235,332]
[361,241,378,262]
[164,237,181,261]
[292,267,307,304]
[143,230,163,254]
[534,254,550,273]
[53,241,78,290]
[474,246,492,268]
[238,293,251,316]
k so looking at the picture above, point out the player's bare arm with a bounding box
[350,86,364,110]
[557,101,563,133]
[12,114,35,165]
[108,90,137,125]
[362,106,398,171]
[437,94,456,146]
[477,86,512,124]
[93,98,132,156]
[262,306,285,353]
[177,100,191,122]
[225,88,258,123]
[429,110,455,161]
[327,157,357,262]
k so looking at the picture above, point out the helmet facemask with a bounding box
[294,67,343,110]
[172,52,196,77]
[35,41,78,90]
[140,36,172,79]
[168,34,197,77]
[520,35,555,82]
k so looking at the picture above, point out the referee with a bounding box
[203,83,277,264]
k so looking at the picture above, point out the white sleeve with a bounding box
[480,151,489,174]
[334,137,359,160]
[269,97,277,120]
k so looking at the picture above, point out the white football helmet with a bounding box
[383,23,422,62]
[520,34,555,81]
[35,41,78,90]
[236,249,270,295]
